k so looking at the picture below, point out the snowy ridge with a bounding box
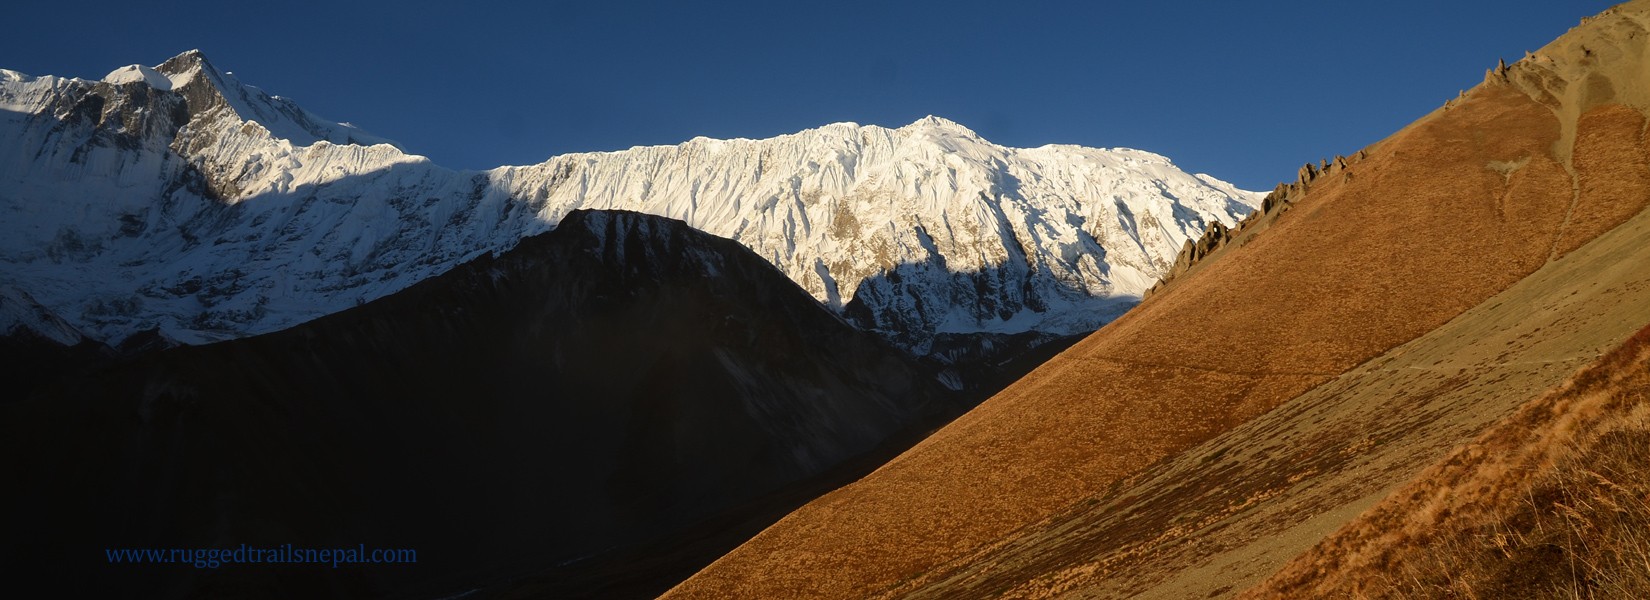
[0,284,85,345]
[103,64,182,91]
[490,117,1260,349]
[0,51,1261,351]
[151,50,401,149]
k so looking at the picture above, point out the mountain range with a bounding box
[0,47,1260,599]
[10,3,1646,598]
[0,51,1258,357]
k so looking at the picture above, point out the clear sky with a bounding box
[0,0,1620,190]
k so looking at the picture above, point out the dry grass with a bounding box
[1382,428,1650,600]
[1249,325,1650,599]
[665,4,1650,596]
[670,68,1575,600]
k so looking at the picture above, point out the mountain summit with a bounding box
[147,49,398,147]
[0,50,1260,353]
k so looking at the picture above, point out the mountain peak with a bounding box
[102,64,175,90]
[154,49,219,84]
[156,49,211,73]
[905,115,978,136]
[146,49,403,150]
[104,50,219,92]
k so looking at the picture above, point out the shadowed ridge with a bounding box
[0,208,954,599]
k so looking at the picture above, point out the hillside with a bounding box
[664,2,1650,597]
[0,210,954,599]
[1249,324,1650,598]
[862,166,1650,599]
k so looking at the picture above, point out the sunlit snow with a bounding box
[0,52,1262,350]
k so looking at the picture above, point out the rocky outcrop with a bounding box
[1154,0,1650,306]
[1145,149,1371,299]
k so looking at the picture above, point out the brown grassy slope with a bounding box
[665,4,1650,598]
[1247,324,1650,599]
[879,160,1650,599]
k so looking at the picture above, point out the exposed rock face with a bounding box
[1146,144,1383,300]
[0,54,1260,355]
[0,209,954,599]
[1167,222,1229,277]
[1297,161,1318,184]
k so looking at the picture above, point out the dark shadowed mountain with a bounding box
[1,209,957,599]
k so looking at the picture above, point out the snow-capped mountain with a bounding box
[0,51,1261,351]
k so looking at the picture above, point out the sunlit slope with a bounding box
[666,3,1650,597]
[1249,322,1650,599]
[891,167,1650,599]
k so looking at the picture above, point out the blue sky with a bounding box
[1,1,1618,190]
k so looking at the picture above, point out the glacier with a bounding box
[0,51,1262,352]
